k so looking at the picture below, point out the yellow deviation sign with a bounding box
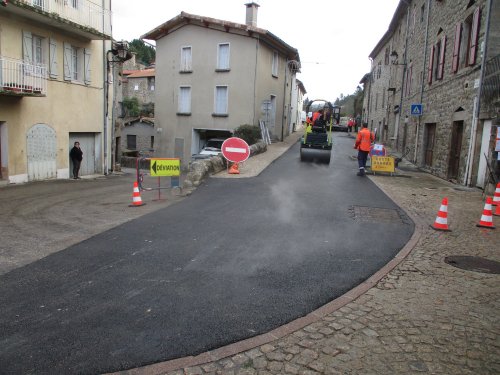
[371,156,395,173]
[150,158,180,176]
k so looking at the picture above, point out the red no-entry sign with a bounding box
[221,137,250,163]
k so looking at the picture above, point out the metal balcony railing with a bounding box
[0,57,48,95]
[19,0,111,36]
[481,54,500,106]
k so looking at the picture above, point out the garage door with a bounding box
[27,124,57,181]
[69,133,96,177]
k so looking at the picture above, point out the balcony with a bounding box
[6,0,112,40]
[0,57,47,97]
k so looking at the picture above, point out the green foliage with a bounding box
[129,39,156,66]
[234,124,261,145]
[142,102,154,116]
[334,86,364,117]
[122,97,140,117]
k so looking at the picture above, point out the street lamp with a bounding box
[105,40,132,174]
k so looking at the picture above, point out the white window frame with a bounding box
[71,46,78,81]
[217,43,230,71]
[272,51,279,77]
[178,86,191,114]
[180,46,192,72]
[214,85,228,115]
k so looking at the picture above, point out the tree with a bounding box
[129,39,156,66]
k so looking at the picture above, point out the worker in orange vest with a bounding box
[354,122,375,176]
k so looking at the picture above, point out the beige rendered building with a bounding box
[0,0,113,183]
[142,3,300,165]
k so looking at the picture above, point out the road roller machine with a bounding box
[300,100,340,164]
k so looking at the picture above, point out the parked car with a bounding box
[192,138,226,160]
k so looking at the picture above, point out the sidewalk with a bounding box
[128,133,499,374]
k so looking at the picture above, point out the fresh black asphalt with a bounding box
[0,133,414,374]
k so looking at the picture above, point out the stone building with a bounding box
[362,0,499,192]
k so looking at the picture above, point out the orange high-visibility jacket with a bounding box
[355,128,374,152]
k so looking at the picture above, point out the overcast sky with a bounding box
[112,0,400,101]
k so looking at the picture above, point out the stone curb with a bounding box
[112,176,424,375]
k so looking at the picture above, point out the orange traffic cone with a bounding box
[492,182,500,206]
[228,162,240,174]
[431,197,451,231]
[493,203,500,217]
[129,181,146,207]
[476,197,495,229]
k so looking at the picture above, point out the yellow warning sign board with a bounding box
[150,158,180,176]
[371,156,395,173]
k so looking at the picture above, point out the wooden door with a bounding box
[424,123,436,167]
[448,121,464,180]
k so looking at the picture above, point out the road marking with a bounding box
[225,147,247,153]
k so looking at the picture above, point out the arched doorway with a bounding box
[27,124,57,181]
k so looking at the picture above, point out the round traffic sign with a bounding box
[221,137,250,163]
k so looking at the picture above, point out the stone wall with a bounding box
[366,0,490,186]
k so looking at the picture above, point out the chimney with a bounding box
[245,2,259,27]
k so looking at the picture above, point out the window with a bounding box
[71,46,78,80]
[127,135,137,150]
[420,4,425,23]
[134,84,139,91]
[180,46,192,72]
[217,43,230,70]
[405,63,413,96]
[272,51,279,77]
[178,86,191,114]
[214,86,228,115]
[33,0,44,9]
[63,43,91,84]
[377,61,382,79]
[150,136,155,150]
[436,36,446,80]
[71,0,79,9]
[384,48,389,65]
[33,35,43,65]
[382,89,385,110]
[454,8,481,72]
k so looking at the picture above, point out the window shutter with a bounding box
[215,86,228,114]
[178,87,191,113]
[63,42,72,80]
[452,23,461,73]
[23,31,33,64]
[437,35,446,80]
[218,44,230,70]
[49,38,58,78]
[428,45,435,84]
[181,47,192,71]
[84,48,91,84]
[468,7,481,66]
[407,64,413,95]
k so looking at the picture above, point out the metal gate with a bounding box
[69,133,96,177]
[27,124,57,181]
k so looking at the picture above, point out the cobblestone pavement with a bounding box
[127,147,499,374]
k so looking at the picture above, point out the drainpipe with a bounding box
[366,58,373,126]
[464,0,492,186]
[103,0,108,175]
[414,0,431,163]
[395,3,411,152]
[281,57,287,141]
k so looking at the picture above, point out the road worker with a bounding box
[354,122,375,176]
